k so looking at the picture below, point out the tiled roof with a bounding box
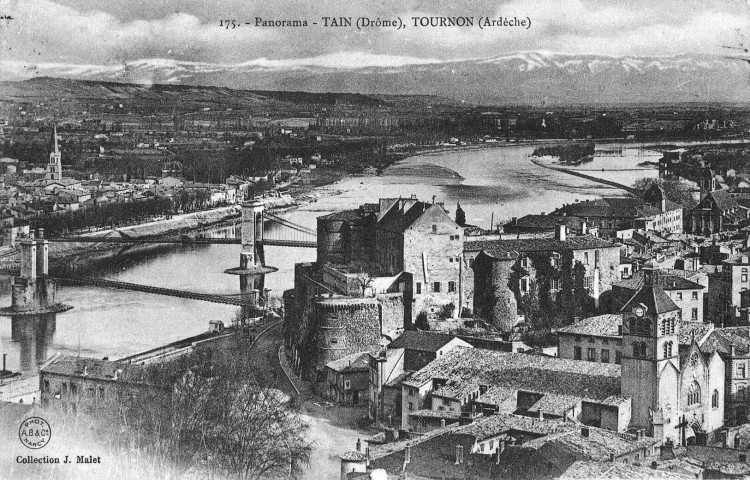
[465,235,618,255]
[557,314,621,338]
[388,330,456,353]
[678,322,715,346]
[377,201,430,233]
[560,460,693,479]
[460,413,573,441]
[527,393,582,415]
[612,271,705,292]
[504,215,583,229]
[621,284,679,314]
[41,355,148,384]
[325,351,371,373]
[318,207,375,222]
[701,327,750,356]
[530,428,658,462]
[403,348,621,402]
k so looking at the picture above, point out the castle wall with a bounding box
[315,298,381,371]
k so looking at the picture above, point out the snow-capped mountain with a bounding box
[2,52,749,104]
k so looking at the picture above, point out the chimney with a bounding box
[404,445,411,464]
[113,368,122,381]
[581,220,588,235]
[581,427,589,437]
[538,410,544,421]
[496,445,502,464]
[556,224,566,241]
[441,419,446,428]
[512,217,518,226]
[731,343,737,357]
[366,447,370,467]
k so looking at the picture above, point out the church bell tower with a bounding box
[621,261,680,442]
[47,124,62,181]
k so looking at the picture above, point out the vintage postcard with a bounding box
[0,0,749,479]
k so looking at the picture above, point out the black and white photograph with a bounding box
[2,0,750,478]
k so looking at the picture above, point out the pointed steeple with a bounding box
[50,123,59,155]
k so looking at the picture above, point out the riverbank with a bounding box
[529,157,638,194]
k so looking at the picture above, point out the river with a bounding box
[0,141,669,374]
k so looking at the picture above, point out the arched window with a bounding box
[630,318,637,334]
[663,341,673,359]
[633,342,641,357]
[661,319,667,335]
[688,382,701,406]
[712,389,719,408]
[640,343,647,357]
[644,320,652,336]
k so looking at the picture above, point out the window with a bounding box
[739,364,746,378]
[615,351,622,364]
[469,258,475,268]
[43,380,50,393]
[70,383,77,396]
[62,383,68,395]
[676,292,683,301]
[595,249,600,265]
[433,282,441,293]
[688,382,701,406]
[713,389,719,408]
[521,256,528,268]
[739,386,747,400]
[575,335,581,342]
[574,347,582,360]
[408,402,414,411]
[432,224,437,233]
[691,308,698,321]
[344,380,351,390]
[584,252,589,265]
[743,275,749,283]
[603,338,609,345]
[643,320,651,336]
[587,348,596,362]
[601,349,610,363]
[589,336,595,343]
[676,310,682,321]
[551,253,561,267]
[520,278,529,293]
[448,281,456,293]
[550,278,560,291]
[692,291,699,301]
[416,282,422,294]
[583,276,594,291]
[663,341,673,358]
[632,342,647,358]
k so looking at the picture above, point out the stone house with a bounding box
[468,228,621,331]
[324,351,370,406]
[40,354,152,415]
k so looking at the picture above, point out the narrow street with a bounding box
[246,323,375,479]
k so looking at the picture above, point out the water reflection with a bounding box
[9,314,56,373]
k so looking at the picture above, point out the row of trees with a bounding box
[532,142,596,164]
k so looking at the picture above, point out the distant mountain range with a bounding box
[2,52,750,105]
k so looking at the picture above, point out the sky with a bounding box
[0,0,749,68]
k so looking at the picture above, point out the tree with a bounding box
[455,202,466,227]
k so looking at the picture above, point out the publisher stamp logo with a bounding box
[19,417,51,449]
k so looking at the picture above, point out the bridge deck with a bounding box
[50,275,265,310]
[44,237,315,247]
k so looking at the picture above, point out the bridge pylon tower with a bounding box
[0,230,72,316]
[225,199,278,276]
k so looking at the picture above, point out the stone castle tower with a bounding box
[620,261,681,441]
[47,124,62,181]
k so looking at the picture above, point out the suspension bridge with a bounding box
[0,200,316,315]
